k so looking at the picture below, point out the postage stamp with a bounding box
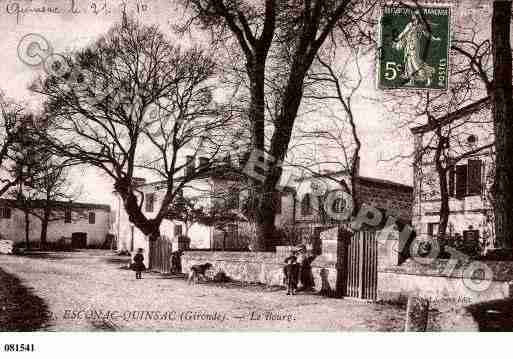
[0,1,509,354]
[379,4,451,90]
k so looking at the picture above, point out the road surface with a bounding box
[0,250,406,331]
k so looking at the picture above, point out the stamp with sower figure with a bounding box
[379,4,451,90]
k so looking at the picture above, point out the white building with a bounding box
[0,199,112,247]
[411,98,495,247]
[115,161,249,254]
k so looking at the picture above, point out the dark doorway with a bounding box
[71,232,87,249]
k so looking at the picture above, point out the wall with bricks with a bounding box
[354,177,413,222]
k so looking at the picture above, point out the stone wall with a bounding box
[379,258,513,304]
[181,250,339,292]
[181,247,513,307]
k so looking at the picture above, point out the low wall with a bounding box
[182,250,513,307]
[379,259,513,306]
[182,251,339,292]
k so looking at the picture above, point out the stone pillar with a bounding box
[405,295,430,331]
[376,229,400,268]
[335,227,351,298]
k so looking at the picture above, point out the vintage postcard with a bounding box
[0,0,512,348]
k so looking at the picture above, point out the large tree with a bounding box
[0,92,26,196]
[177,0,376,249]
[491,0,513,249]
[32,19,234,241]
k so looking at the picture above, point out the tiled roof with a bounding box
[0,198,111,211]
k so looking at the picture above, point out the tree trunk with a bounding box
[115,179,161,240]
[24,210,30,249]
[247,61,266,153]
[40,208,50,249]
[253,69,308,250]
[254,192,276,251]
[247,61,269,251]
[437,168,450,239]
[492,1,513,249]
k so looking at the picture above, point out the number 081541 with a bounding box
[4,344,35,352]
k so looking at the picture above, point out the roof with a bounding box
[354,176,413,193]
[410,97,491,135]
[139,164,250,189]
[294,170,412,192]
[0,198,111,211]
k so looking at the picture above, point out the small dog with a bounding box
[187,263,213,284]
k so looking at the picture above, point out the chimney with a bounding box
[186,156,195,177]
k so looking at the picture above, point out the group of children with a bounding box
[132,246,316,295]
[131,248,184,279]
[283,246,316,295]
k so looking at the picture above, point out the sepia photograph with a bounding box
[0,0,513,351]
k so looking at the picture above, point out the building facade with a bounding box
[281,170,413,247]
[0,199,112,247]
[115,156,414,254]
[115,163,248,254]
[411,98,495,248]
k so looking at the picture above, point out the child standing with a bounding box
[283,250,300,295]
[133,248,146,279]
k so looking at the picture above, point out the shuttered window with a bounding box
[455,165,467,199]
[0,207,11,219]
[449,159,483,199]
[467,159,482,196]
[145,192,155,213]
[301,193,312,216]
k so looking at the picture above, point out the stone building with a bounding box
[115,160,251,253]
[282,170,413,246]
[0,199,112,247]
[411,98,495,247]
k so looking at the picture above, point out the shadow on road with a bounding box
[0,267,50,331]
[467,298,513,331]
[20,252,71,261]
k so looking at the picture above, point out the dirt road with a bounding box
[0,250,406,331]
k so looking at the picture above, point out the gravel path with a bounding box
[0,250,406,331]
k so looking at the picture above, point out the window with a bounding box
[145,192,155,213]
[332,197,346,213]
[226,191,239,209]
[301,193,312,216]
[463,229,479,242]
[449,159,483,199]
[316,195,326,221]
[88,212,96,224]
[174,224,183,237]
[0,207,11,219]
[64,208,72,223]
[427,222,439,237]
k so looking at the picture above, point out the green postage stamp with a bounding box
[379,5,451,90]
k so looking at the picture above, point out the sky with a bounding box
[0,0,414,209]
